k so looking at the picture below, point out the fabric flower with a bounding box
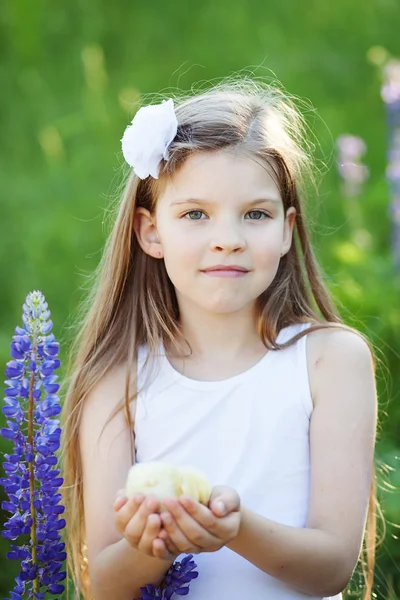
[121,98,178,179]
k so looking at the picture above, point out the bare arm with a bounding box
[227,507,349,597]
[227,328,377,597]
[91,538,174,600]
[79,363,174,600]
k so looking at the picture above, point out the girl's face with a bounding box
[135,149,296,314]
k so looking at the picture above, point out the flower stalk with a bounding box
[381,58,400,269]
[137,553,199,599]
[28,366,39,594]
[336,134,369,201]
[1,290,66,599]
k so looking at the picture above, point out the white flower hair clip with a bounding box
[121,98,178,179]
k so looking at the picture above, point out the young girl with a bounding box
[60,77,378,600]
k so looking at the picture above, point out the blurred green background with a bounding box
[1,0,400,598]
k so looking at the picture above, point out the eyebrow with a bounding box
[169,197,282,207]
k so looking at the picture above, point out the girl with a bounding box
[60,77,379,600]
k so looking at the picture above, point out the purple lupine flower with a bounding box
[1,290,66,599]
[137,554,199,599]
[381,59,400,268]
[389,197,400,269]
[336,134,369,198]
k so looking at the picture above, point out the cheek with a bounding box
[159,230,200,286]
[160,222,202,261]
[253,230,283,263]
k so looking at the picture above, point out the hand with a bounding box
[113,491,179,561]
[157,485,241,557]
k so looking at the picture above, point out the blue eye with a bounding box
[183,210,206,220]
[182,209,270,220]
[246,210,269,220]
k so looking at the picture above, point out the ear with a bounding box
[133,207,163,259]
[281,207,297,257]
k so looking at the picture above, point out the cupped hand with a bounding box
[157,485,241,557]
[113,491,179,561]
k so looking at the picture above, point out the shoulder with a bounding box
[81,360,137,436]
[305,324,375,409]
[85,362,128,407]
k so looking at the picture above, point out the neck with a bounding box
[171,299,266,361]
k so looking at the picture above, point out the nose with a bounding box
[209,216,246,254]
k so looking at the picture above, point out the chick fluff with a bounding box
[125,461,212,512]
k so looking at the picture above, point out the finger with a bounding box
[163,534,181,558]
[162,500,219,550]
[160,510,200,554]
[113,495,128,511]
[115,494,145,533]
[137,513,162,556]
[152,536,179,561]
[155,528,181,558]
[158,528,169,541]
[113,487,128,506]
[177,496,218,529]
[158,528,180,552]
[208,486,241,517]
[120,496,159,541]
[177,495,239,546]
[152,536,169,559]
[211,499,228,517]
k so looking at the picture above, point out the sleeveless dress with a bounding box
[133,322,343,600]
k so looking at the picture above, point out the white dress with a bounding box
[133,322,343,600]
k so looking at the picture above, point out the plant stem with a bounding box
[28,341,40,594]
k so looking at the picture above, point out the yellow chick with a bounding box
[177,465,212,506]
[124,461,212,512]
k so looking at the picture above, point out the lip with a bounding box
[201,265,249,278]
[201,265,249,272]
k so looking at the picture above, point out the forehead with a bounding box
[157,150,282,206]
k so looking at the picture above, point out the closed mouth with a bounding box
[201,266,249,272]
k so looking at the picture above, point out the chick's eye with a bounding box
[183,210,206,220]
[246,210,269,220]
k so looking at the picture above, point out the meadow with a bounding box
[0,0,399,597]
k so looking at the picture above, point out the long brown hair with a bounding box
[60,76,383,599]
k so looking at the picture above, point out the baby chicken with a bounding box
[125,461,212,512]
[177,465,212,505]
